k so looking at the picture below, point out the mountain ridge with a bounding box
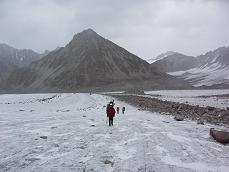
[0,43,43,85]
[151,46,229,88]
[3,28,191,92]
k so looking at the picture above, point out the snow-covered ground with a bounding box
[145,89,229,109]
[0,93,229,172]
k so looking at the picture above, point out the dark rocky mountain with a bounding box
[150,47,229,88]
[5,29,191,92]
[0,43,42,84]
[150,52,197,73]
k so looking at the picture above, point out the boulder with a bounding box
[174,116,184,121]
[104,160,114,166]
[210,128,229,144]
[197,119,204,125]
[177,105,182,111]
[207,106,215,111]
[40,136,47,139]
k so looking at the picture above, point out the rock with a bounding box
[227,107,229,110]
[207,106,215,111]
[197,119,204,125]
[40,136,47,139]
[174,116,184,121]
[90,125,95,127]
[53,144,59,147]
[210,128,229,144]
[104,160,114,166]
[177,105,182,111]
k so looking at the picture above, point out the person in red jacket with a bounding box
[106,103,116,126]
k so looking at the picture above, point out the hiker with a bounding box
[116,107,119,114]
[106,103,116,126]
[110,100,115,106]
[122,106,125,114]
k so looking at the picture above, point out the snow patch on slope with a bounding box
[168,62,229,87]
[147,51,176,64]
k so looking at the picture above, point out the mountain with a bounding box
[0,43,42,84]
[150,52,197,73]
[151,47,229,88]
[5,29,191,92]
[147,51,176,64]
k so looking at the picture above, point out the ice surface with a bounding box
[145,89,229,109]
[0,93,229,172]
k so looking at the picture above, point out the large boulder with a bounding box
[197,118,205,125]
[207,106,215,111]
[210,128,229,144]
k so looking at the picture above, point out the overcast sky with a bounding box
[0,0,229,60]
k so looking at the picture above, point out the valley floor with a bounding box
[0,93,229,172]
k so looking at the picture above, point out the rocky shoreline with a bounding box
[111,94,229,128]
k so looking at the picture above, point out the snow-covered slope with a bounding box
[168,62,229,87]
[147,51,176,64]
[0,93,229,172]
[152,47,229,88]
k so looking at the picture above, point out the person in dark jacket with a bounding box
[116,107,119,114]
[122,106,125,114]
[106,103,116,126]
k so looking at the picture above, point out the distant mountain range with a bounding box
[0,43,43,84]
[1,29,191,93]
[1,29,228,92]
[149,47,229,88]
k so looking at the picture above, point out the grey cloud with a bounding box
[0,0,229,59]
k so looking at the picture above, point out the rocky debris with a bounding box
[174,116,184,121]
[25,158,40,162]
[210,128,229,144]
[38,95,58,103]
[56,109,70,112]
[125,89,145,95]
[112,95,229,127]
[40,136,47,139]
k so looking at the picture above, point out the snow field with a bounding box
[0,93,229,172]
